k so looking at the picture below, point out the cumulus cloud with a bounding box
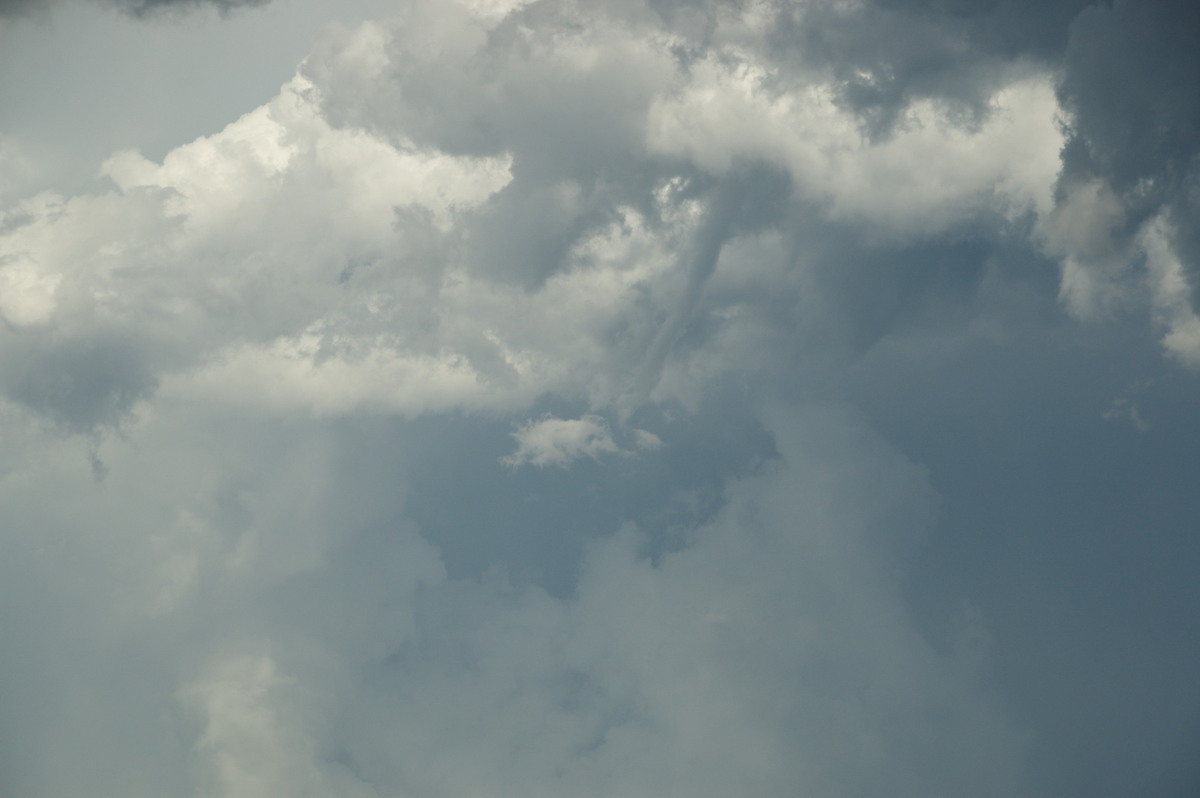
[501,414,661,467]
[0,0,1078,432]
[503,414,622,467]
[3,1,1199,797]
[648,60,1063,236]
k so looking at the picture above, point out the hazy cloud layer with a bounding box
[0,0,267,19]
[2,1,1199,797]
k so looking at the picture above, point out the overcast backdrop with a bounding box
[2,1,1199,796]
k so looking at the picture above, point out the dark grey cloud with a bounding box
[1059,0,1200,191]
[0,332,158,433]
[0,0,37,17]
[1056,0,1200,305]
[845,312,1200,798]
[727,0,1200,306]
[692,0,1200,360]
[776,0,1200,340]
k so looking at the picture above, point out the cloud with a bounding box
[1046,0,1200,352]
[648,65,1062,236]
[503,414,622,467]
[0,0,269,20]
[173,406,1031,798]
[3,1,1200,796]
[117,0,269,15]
[1142,217,1200,368]
[0,0,43,17]
[0,0,1077,433]
[0,385,1035,797]
[0,66,516,429]
[502,413,661,468]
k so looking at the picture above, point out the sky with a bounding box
[1,0,1199,796]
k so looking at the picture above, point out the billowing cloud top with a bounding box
[2,1,1199,797]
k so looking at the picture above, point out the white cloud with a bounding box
[503,414,622,467]
[1142,216,1200,369]
[101,71,514,240]
[502,413,665,468]
[632,427,662,450]
[648,61,1065,238]
[1040,178,1132,319]
[0,255,60,327]
[1041,185,1200,370]
[0,2,1077,430]
[166,332,490,418]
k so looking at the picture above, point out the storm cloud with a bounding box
[1,1,1198,797]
